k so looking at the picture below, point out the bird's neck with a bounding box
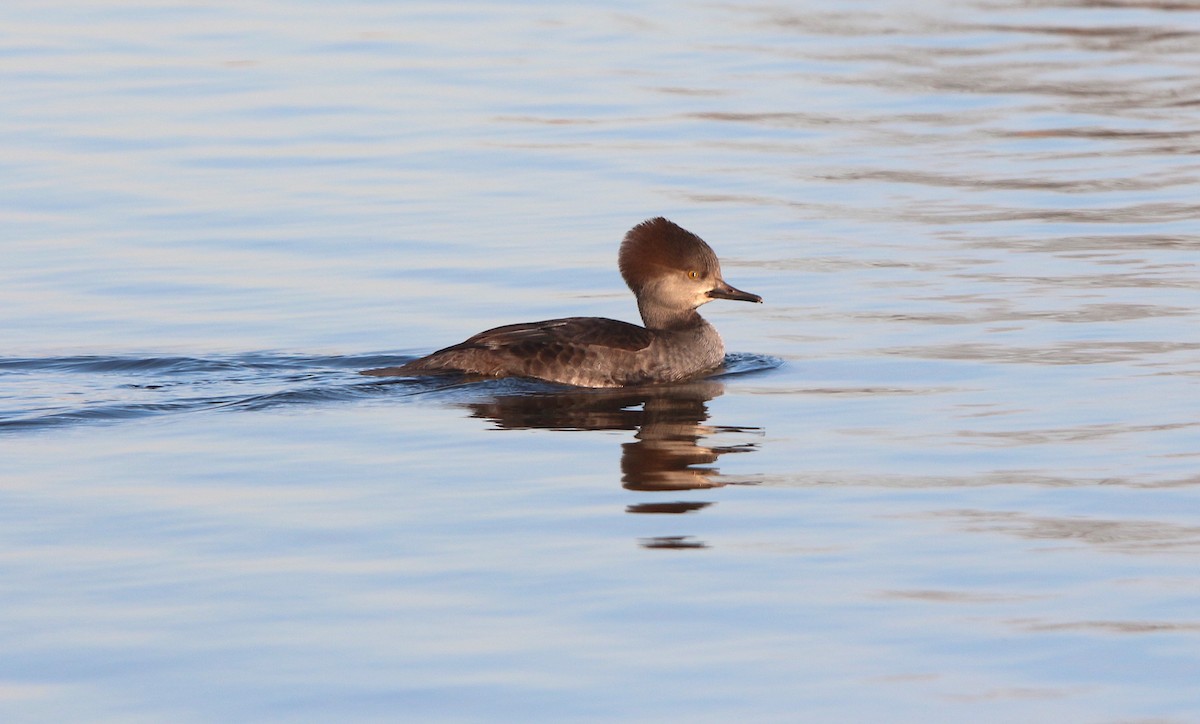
[638,301,705,331]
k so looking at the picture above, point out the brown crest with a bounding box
[618,217,720,292]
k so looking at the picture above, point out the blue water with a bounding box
[3,0,1200,721]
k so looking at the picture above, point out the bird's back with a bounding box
[360,316,720,389]
[365,317,661,387]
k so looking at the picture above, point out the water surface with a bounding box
[2,0,1199,721]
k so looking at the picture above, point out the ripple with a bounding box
[715,352,784,378]
[935,509,1200,553]
[0,353,387,375]
[883,340,1200,365]
[0,353,412,434]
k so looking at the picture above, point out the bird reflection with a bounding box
[461,379,761,548]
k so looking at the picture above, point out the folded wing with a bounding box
[363,317,655,386]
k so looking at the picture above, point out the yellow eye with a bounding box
[687,270,699,280]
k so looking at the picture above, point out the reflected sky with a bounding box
[2,0,1199,721]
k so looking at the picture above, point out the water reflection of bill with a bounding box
[462,379,762,549]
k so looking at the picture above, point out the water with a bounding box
[2,0,1199,721]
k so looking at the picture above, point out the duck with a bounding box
[362,217,761,387]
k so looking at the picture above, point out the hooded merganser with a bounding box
[363,217,762,387]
